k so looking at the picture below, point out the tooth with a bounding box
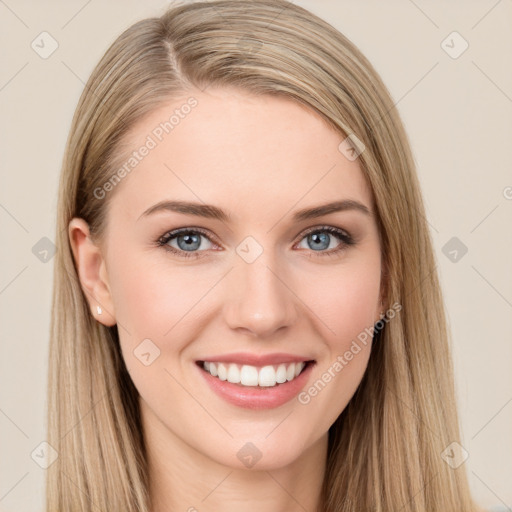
[240,365,259,386]
[258,365,277,387]
[275,364,287,383]
[217,363,227,381]
[204,360,307,387]
[227,364,241,384]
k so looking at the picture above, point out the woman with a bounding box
[47,1,481,510]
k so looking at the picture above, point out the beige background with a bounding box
[1,1,511,510]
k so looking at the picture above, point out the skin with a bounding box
[69,87,384,512]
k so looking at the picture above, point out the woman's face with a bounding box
[81,87,383,470]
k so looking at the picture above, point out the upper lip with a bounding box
[197,352,315,367]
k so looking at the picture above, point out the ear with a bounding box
[68,218,116,327]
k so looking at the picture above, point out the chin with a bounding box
[208,432,315,472]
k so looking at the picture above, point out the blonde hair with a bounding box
[48,1,481,510]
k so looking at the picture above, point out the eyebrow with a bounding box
[137,199,372,223]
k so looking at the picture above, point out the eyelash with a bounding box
[156,225,355,260]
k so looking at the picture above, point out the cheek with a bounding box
[108,248,212,336]
[299,254,381,412]
[107,250,209,399]
[107,248,225,386]
[296,254,382,344]
[293,265,379,428]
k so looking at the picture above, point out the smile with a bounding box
[199,361,309,388]
[195,359,316,409]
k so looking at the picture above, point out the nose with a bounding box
[223,254,299,338]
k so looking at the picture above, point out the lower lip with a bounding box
[195,361,315,410]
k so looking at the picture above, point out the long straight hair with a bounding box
[47,1,481,510]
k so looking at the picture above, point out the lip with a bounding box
[196,352,313,367]
[196,359,316,410]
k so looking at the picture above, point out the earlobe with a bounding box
[68,218,117,327]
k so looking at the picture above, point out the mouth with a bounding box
[195,358,317,410]
[195,359,315,388]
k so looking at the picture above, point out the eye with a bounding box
[157,228,216,259]
[156,225,355,259]
[294,226,355,257]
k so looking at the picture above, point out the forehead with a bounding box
[108,87,372,224]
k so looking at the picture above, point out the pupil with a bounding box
[179,233,200,250]
[310,233,329,250]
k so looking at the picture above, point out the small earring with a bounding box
[96,305,102,315]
